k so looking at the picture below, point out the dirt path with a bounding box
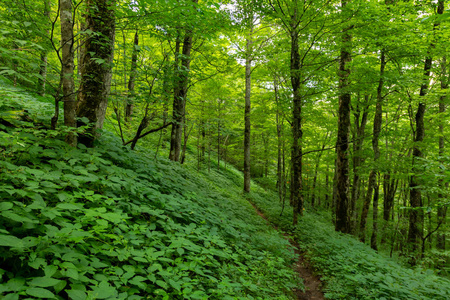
[249,202,325,300]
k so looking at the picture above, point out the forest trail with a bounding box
[248,202,325,300]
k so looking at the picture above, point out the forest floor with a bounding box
[248,201,325,300]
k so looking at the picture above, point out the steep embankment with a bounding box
[0,78,300,299]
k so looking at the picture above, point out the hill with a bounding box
[0,77,299,299]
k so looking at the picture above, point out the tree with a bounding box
[169,0,199,162]
[76,0,116,147]
[60,0,77,146]
[335,0,353,234]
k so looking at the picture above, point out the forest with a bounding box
[1,0,450,299]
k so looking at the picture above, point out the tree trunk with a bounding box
[408,0,443,258]
[312,135,328,208]
[39,0,50,97]
[217,99,221,170]
[275,76,283,197]
[351,97,368,233]
[371,179,380,251]
[180,122,192,164]
[437,56,448,251]
[408,59,432,255]
[359,51,385,241]
[243,32,253,193]
[335,0,352,233]
[291,25,303,226]
[60,0,77,146]
[125,31,139,122]
[169,3,197,161]
[360,170,376,242]
[76,0,116,147]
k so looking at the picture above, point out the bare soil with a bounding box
[249,202,325,300]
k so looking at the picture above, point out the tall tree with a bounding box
[76,0,116,147]
[169,1,198,161]
[125,31,139,122]
[335,0,353,233]
[60,0,77,146]
[243,16,253,193]
[407,0,444,255]
[437,55,448,251]
[38,0,50,96]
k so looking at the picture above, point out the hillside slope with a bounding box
[0,77,299,299]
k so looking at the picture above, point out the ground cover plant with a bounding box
[0,77,299,299]
[248,188,450,300]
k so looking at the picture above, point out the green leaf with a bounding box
[0,202,13,210]
[5,277,25,292]
[57,203,83,210]
[3,293,19,300]
[29,277,62,287]
[91,281,117,299]
[26,287,56,298]
[63,268,79,280]
[54,280,67,294]
[156,280,168,289]
[1,211,35,223]
[0,234,23,248]
[44,265,58,277]
[66,289,87,300]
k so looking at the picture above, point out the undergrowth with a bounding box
[0,77,299,299]
[248,189,450,300]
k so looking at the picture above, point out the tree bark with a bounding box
[312,135,328,208]
[60,0,77,146]
[180,122,193,164]
[39,0,50,97]
[371,180,379,250]
[290,21,303,226]
[169,1,197,161]
[125,31,139,122]
[243,31,253,193]
[335,0,352,233]
[359,51,385,242]
[437,55,448,251]
[351,97,368,233]
[275,76,283,197]
[76,0,116,147]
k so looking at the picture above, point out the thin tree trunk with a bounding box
[125,31,139,122]
[312,135,328,208]
[437,55,448,251]
[360,51,386,242]
[243,29,253,193]
[275,76,283,198]
[408,0,443,259]
[351,97,369,233]
[180,122,193,164]
[60,0,77,146]
[39,0,49,97]
[218,99,221,170]
[360,170,376,242]
[371,179,380,250]
[325,164,330,208]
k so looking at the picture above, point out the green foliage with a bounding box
[0,78,298,299]
[249,188,450,300]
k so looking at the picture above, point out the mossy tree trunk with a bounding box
[76,0,116,147]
